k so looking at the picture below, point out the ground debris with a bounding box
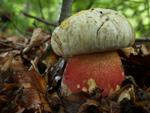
[0,31,150,113]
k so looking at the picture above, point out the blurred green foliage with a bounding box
[0,0,149,38]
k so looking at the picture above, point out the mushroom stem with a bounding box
[61,51,125,97]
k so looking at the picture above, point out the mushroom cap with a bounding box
[51,8,135,57]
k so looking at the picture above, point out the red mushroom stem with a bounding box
[61,51,125,97]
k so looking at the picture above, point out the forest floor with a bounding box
[0,28,150,113]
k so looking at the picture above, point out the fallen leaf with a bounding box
[13,69,52,112]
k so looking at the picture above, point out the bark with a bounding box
[59,0,74,24]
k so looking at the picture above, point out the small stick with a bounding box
[22,12,58,27]
[135,38,150,43]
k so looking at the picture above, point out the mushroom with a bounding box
[51,8,135,96]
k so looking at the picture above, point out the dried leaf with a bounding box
[23,28,50,53]
[117,85,135,103]
[121,47,137,58]
[141,43,150,56]
[0,83,22,113]
[77,99,100,113]
[13,69,52,112]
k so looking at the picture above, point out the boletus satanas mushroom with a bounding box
[51,8,135,97]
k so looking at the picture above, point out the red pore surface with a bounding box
[62,52,124,96]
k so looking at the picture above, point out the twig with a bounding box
[22,12,58,27]
[0,40,24,53]
[0,40,24,48]
[135,38,150,43]
[37,0,52,33]
[86,0,94,9]
[38,0,45,19]
[11,21,25,36]
[59,0,74,23]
